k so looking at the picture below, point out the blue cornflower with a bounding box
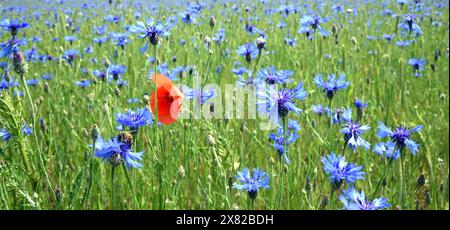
[183,87,215,105]
[0,19,29,36]
[116,107,153,131]
[104,15,121,24]
[377,122,423,155]
[129,18,173,51]
[84,45,93,54]
[257,82,308,124]
[321,152,365,188]
[62,50,78,64]
[298,15,329,38]
[354,98,368,119]
[92,69,107,81]
[373,142,400,160]
[21,124,32,136]
[93,135,144,169]
[268,120,300,163]
[396,40,412,47]
[108,64,126,80]
[328,107,352,124]
[180,12,196,24]
[340,121,371,152]
[117,79,128,88]
[311,104,325,116]
[212,29,225,45]
[232,67,247,76]
[408,58,426,77]
[0,128,11,142]
[0,38,25,58]
[26,78,39,86]
[243,23,260,35]
[398,14,422,36]
[93,24,107,35]
[93,36,108,46]
[354,98,368,110]
[110,32,130,48]
[339,186,390,210]
[257,66,293,85]
[236,72,264,87]
[314,73,350,100]
[64,35,77,44]
[234,168,270,200]
[236,43,259,63]
[167,65,188,81]
[75,79,91,88]
[383,34,395,43]
[284,36,297,46]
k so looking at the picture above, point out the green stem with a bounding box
[111,165,116,209]
[399,148,405,209]
[122,163,139,209]
[83,139,95,209]
[371,158,393,200]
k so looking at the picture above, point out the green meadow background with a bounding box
[0,0,448,210]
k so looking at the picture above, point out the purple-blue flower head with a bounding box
[93,135,144,169]
[116,108,153,131]
[108,64,126,80]
[398,14,422,36]
[257,66,293,85]
[326,107,352,125]
[63,49,78,64]
[321,152,365,188]
[377,122,423,155]
[75,79,91,88]
[0,38,25,58]
[183,87,215,105]
[340,121,371,151]
[314,73,350,100]
[354,98,368,119]
[339,186,390,210]
[0,128,11,142]
[298,15,329,38]
[311,104,325,116]
[0,19,29,36]
[408,58,426,77]
[21,124,32,136]
[234,168,270,200]
[257,82,308,124]
[129,18,173,50]
[373,142,400,160]
[268,120,300,164]
[236,43,259,63]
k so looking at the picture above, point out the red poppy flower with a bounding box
[150,74,183,125]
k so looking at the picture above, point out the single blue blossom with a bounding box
[408,58,426,77]
[314,73,350,100]
[93,135,144,169]
[116,107,153,131]
[0,128,11,142]
[321,152,365,188]
[234,168,270,200]
[339,186,390,210]
[257,82,308,124]
[377,122,423,155]
[373,142,400,160]
[236,43,259,63]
